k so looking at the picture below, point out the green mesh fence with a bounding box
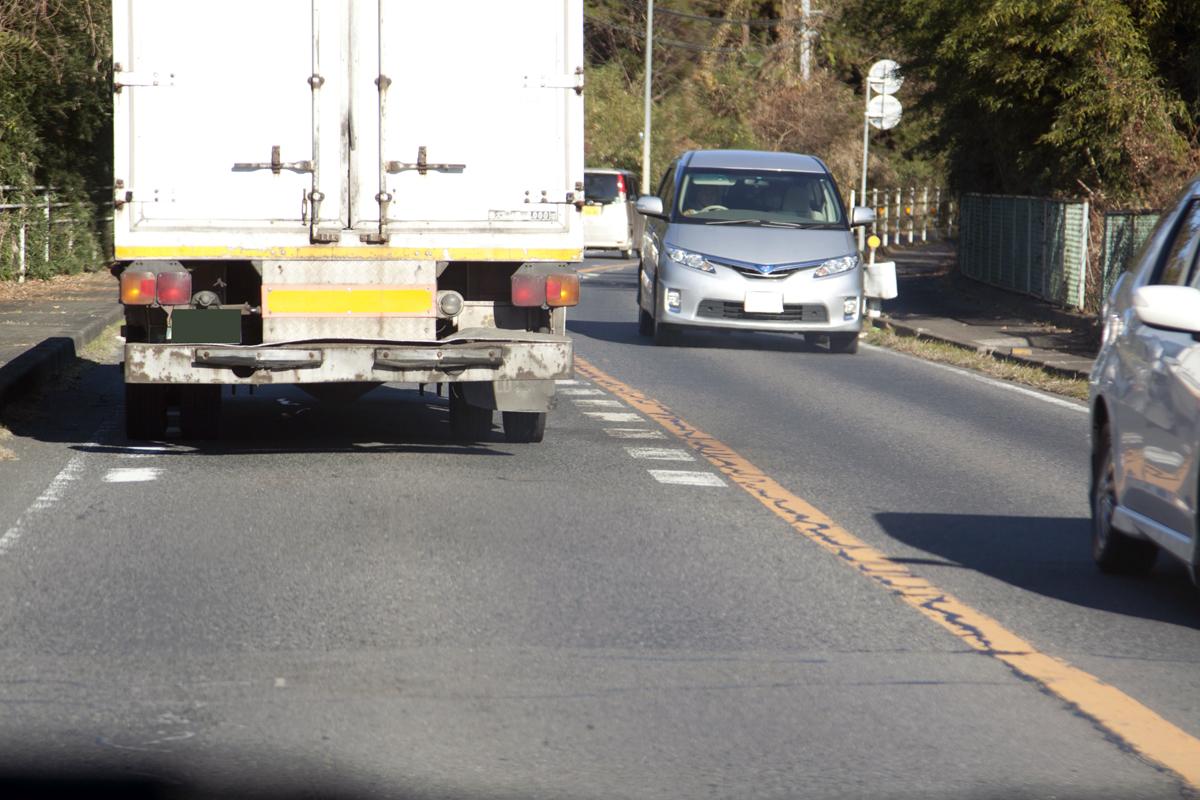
[958,194,1090,309]
[1101,211,1160,299]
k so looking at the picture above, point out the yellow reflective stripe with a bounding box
[115,246,582,262]
[263,287,433,316]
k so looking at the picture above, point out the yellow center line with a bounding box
[574,354,1200,790]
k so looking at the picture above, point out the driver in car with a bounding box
[683,184,725,216]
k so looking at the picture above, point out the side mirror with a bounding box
[636,195,665,218]
[850,206,876,227]
[1133,285,1200,334]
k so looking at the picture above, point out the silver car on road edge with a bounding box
[1091,178,1200,585]
[635,149,874,352]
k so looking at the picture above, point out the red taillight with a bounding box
[616,173,626,198]
[120,270,157,305]
[512,274,547,307]
[156,271,193,306]
[546,273,580,307]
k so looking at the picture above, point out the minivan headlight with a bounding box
[813,255,859,279]
[666,247,716,274]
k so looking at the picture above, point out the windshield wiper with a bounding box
[702,218,805,228]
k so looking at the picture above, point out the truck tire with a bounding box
[502,411,546,443]
[125,383,168,441]
[1092,424,1158,574]
[449,385,492,441]
[180,385,222,440]
[828,333,860,354]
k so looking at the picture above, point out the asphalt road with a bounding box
[0,256,1196,799]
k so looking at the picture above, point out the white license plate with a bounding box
[744,291,784,314]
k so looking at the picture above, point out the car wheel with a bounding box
[125,382,168,441]
[637,272,654,337]
[1091,424,1158,574]
[828,333,860,354]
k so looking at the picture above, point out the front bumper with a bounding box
[124,327,573,385]
[656,258,863,333]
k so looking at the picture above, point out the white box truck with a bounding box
[111,0,584,443]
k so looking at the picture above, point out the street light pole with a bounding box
[859,75,870,251]
[642,0,654,194]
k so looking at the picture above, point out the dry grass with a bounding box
[863,326,1090,401]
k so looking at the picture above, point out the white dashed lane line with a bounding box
[648,470,727,487]
[571,399,625,408]
[558,388,606,396]
[605,428,667,439]
[103,467,163,484]
[583,411,644,423]
[625,447,695,462]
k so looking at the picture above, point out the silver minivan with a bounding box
[584,168,643,258]
[1090,177,1200,585]
[635,150,875,351]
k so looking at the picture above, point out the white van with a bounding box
[584,168,643,258]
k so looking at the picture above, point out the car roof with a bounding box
[683,149,827,174]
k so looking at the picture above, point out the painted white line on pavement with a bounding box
[604,428,667,439]
[104,467,162,484]
[584,411,644,423]
[556,379,589,386]
[572,399,625,408]
[558,388,605,396]
[625,447,695,462]
[649,470,726,487]
[0,453,86,556]
[861,343,1088,414]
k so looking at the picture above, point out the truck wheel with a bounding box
[180,385,222,440]
[828,333,860,354]
[502,411,546,443]
[1092,425,1158,574]
[125,383,168,441]
[449,385,492,441]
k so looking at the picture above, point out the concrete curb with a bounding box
[872,317,1093,381]
[0,304,123,409]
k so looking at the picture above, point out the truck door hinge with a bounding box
[113,65,175,92]
[234,145,314,175]
[387,146,465,176]
[523,67,585,95]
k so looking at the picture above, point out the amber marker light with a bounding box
[546,273,580,307]
[120,270,157,305]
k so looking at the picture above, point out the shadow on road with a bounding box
[1,356,512,458]
[875,512,1200,626]
[569,317,840,354]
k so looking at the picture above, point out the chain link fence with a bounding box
[1100,210,1161,299]
[958,193,1090,309]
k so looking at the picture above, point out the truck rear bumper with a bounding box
[124,327,573,385]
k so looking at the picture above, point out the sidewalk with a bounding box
[0,270,122,408]
[877,241,1099,379]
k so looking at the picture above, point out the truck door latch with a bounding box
[387,146,465,176]
[234,145,314,175]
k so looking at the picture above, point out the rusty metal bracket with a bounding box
[234,145,314,175]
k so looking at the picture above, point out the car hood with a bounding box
[665,223,855,268]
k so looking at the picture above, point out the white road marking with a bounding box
[861,343,1089,414]
[0,453,86,556]
[625,447,695,462]
[558,388,606,396]
[584,411,644,423]
[572,399,625,408]
[274,677,287,688]
[649,470,727,487]
[556,379,589,386]
[103,467,162,484]
[605,428,667,439]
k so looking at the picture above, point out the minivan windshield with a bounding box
[585,173,622,204]
[674,168,846,228]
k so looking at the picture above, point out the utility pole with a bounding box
[801,0,813,82]
[641,0,655,193]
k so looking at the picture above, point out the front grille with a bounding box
[723,263,797,279]
[696,300,828,322]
